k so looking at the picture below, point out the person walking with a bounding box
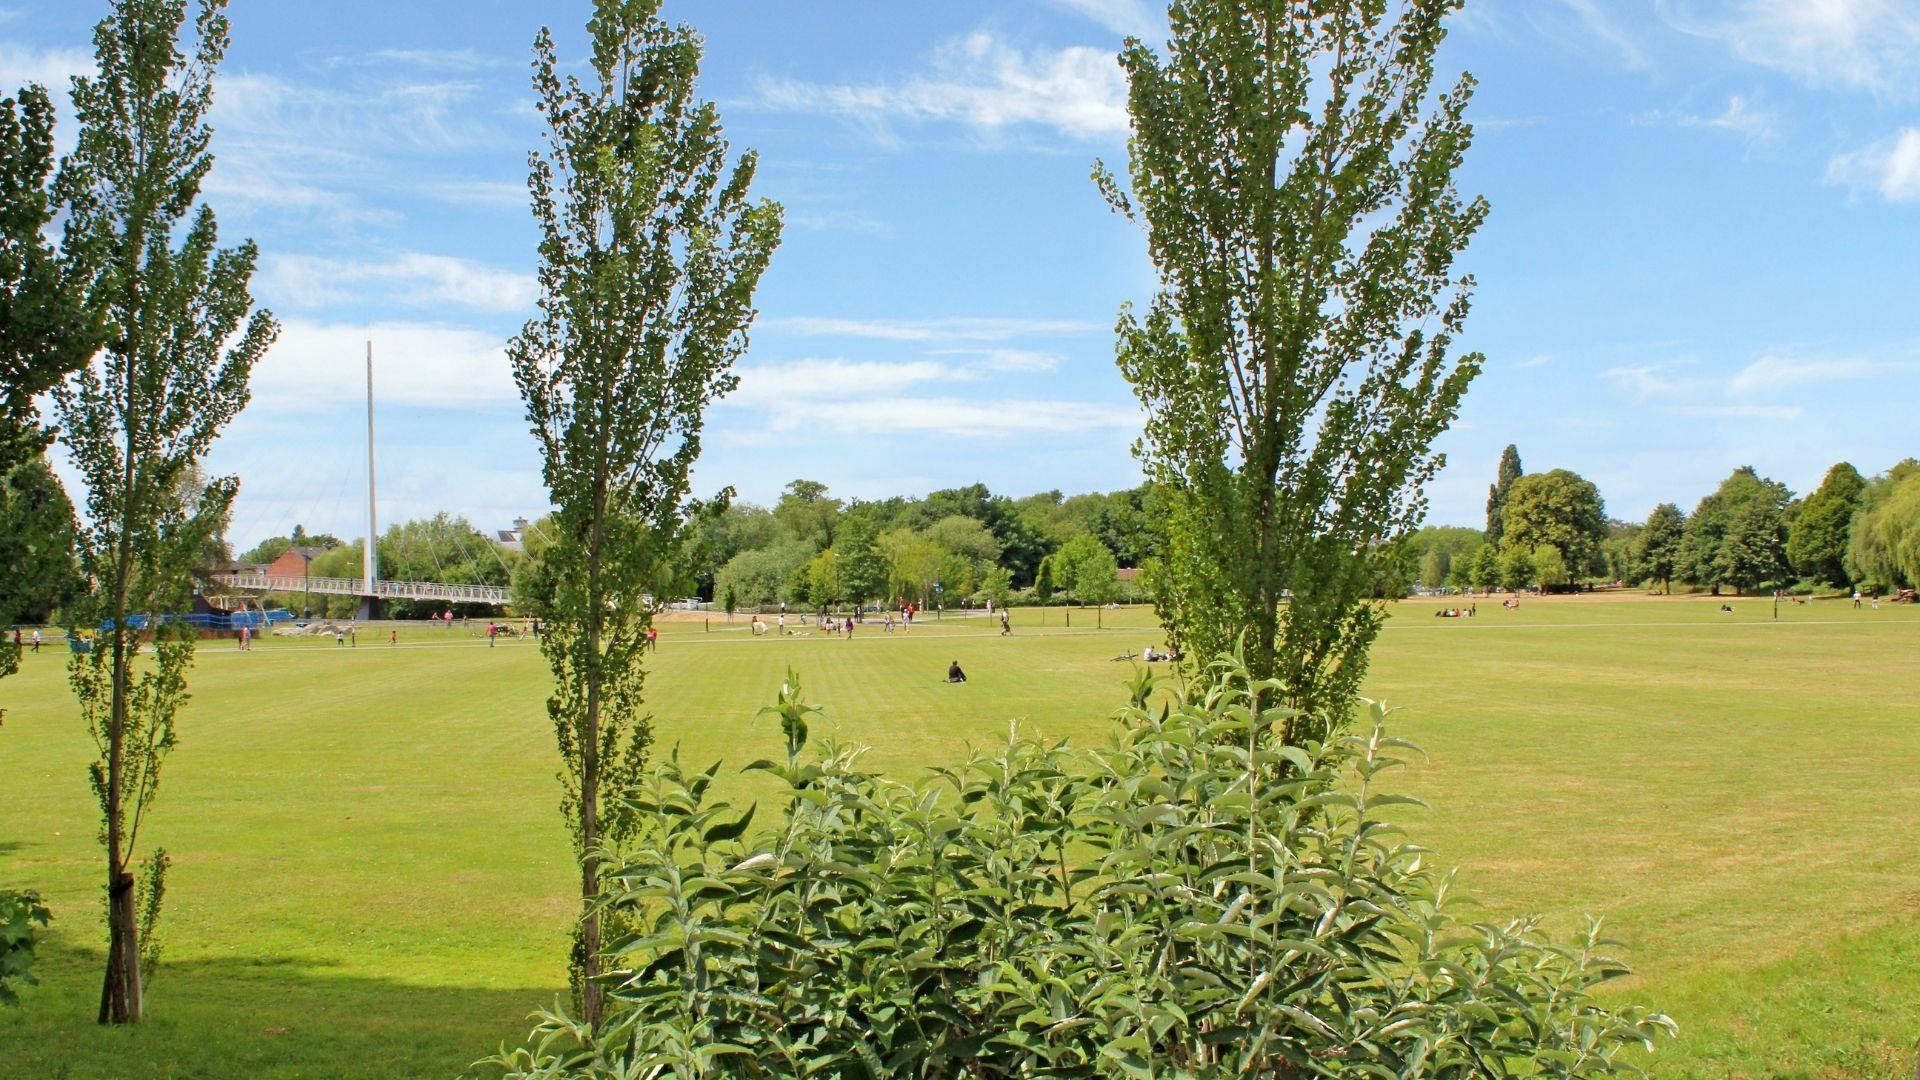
[31,628,42,653]
[487,621,497,648]
[237,625,250,652]
[389,629,398,646]
[647,626,659,651]
[999,609,1011,636]
[843,616,853,637]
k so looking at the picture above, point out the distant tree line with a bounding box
[1412,444,1919,596]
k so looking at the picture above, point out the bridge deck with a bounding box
[213,572,509,605]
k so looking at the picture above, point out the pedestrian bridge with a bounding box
[211,572,510,606]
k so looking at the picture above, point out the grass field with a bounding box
[3,597,1918,1078]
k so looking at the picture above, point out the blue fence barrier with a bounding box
[99,610,296,634]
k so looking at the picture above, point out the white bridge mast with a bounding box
[360,341,380,618]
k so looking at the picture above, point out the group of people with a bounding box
[9,628,43,653]
[1434,603,1479,618]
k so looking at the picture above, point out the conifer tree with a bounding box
[1486,443,1523,544]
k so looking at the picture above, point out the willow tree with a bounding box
[1098,0,1486,738]
[53,0,275,1024]
[511,0,781,1024]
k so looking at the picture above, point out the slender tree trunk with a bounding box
[100,868,140,1023]
[100,399,143,1025]
[578,476,607,1028]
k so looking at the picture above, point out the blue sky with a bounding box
[5,0,1917,549]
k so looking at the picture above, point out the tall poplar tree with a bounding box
[53,0,275,1024]
[1099,0,1486,735]
[0,84,98,475]
[1,82,100,692]
[511,0,780,1025]
[1486,442,1522,544]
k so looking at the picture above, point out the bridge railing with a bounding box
[212,573,510,604]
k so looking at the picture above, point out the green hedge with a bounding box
[490,660,1672,1077]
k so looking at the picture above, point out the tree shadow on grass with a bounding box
[0,940,563,1079]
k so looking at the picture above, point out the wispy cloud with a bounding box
[1669,402,1803,420]
[1553,0,1648,69]
[0,41,91,90]
[1046,0,1159,37]
[331,48,515,73]
[779,315,1100,342]
[1665,93,1778,142]
[934,348,1064,374]
[786,208,895,237]
[728,358,962,410]
[251,319,517,412]
[414,178,527,208]
[1515,354,1552,369]
[1606,349,1919,420]
[756,32,1127,141]
[1826,127,1920,202]
[1728,352,1920,394]
[723,356,1137,438]
[258,252,535,314]
[1665,0,1920,98]
[205,68,524,227]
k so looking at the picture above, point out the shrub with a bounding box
[0,888,51,1006]
[489,661,1673,1077]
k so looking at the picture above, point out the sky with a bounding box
[4,0,1917,551]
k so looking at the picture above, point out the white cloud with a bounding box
[347,48,513,72]
[722,356,1137,438]
[1047,0,1158,37]
[1826,128,1920,202]
[1602,363,1697,399]
[259,252,535,314]
[952,348,1063,373]
[786,208,894,236]
[780,315,1099,342]
[1606,349,1918,421]
[848,397,1140,438]
[1515,354,1552,369]
[757,32,1127,140]
[250,319,516,413]
[1676,94,1778,141]
[203,69,523,226]
[1553,0,1648,68]
[1669,403,1805,420]
[1667,0,1920,97]
[729,358,962,410]
[0,41,90,90]
[415,178,527,208]
[1729,353,1920,393]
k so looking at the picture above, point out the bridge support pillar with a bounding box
[357,596,382,621]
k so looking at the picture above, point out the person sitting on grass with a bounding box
[947,660,967,684]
